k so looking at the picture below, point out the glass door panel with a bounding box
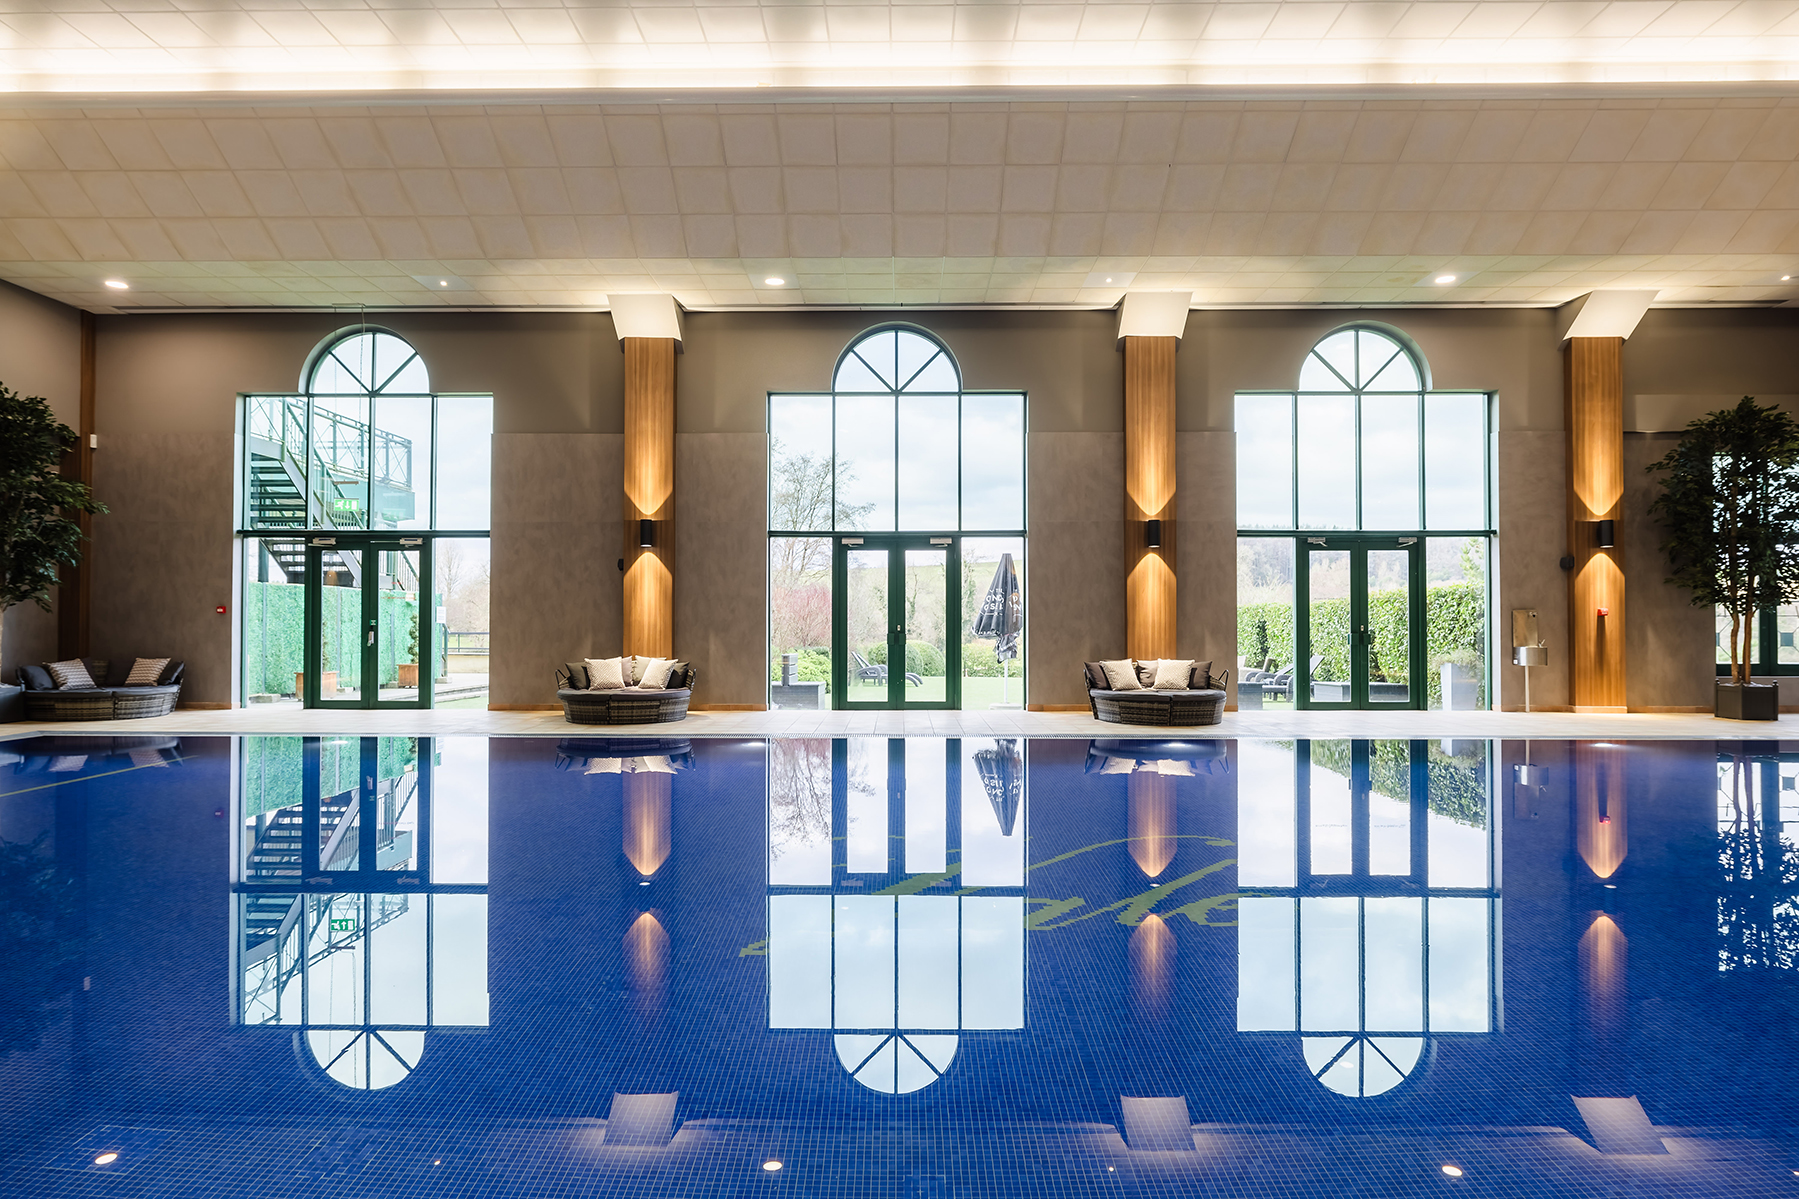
[1299,539,1423,711]
[902,549,948,706]
[1365,549,1412,705]
[305,539,432,710]
[310,544,366,705]
[373,546,425,705]
[1306,548,1351,706]
[844,547,891,706]
[836,537,961,710]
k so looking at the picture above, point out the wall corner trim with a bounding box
[1556,290,1658,342]
[608,293,684,345]
[1116,291,1192,344]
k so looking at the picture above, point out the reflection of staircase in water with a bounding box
[241,790,356,965]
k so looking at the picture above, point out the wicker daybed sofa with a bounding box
[1082,659,1228,727]
[16,658,185,721]
[555,659,697,725]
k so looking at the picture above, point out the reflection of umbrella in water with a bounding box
[972,553,1022,707]
[974,739,1023,837]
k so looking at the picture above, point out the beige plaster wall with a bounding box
[1026,431,1124,706]
[0,280,82,682]
[489,433,622,708]
[1624,432,1716,712]
[1177,430,1238,697]
[674,432,768,707]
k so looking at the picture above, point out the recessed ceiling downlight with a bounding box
[103,279,128,290]
[764,276,785,286]
[1434,274,1458,285]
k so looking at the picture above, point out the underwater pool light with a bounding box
[762,1159,783,1172]
[93,1153,119,1166]
[1440,1164,1464,1178]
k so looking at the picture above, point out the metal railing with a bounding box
[248,394,414,489]
[445,632,489,655]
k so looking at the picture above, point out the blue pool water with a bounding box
[1,732,1797,1197]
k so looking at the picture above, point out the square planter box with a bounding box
[1716,682,1779,721]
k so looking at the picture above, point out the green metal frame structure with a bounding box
[302,535,434,711]
[831,533,964,711]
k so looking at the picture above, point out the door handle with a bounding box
[366,631,375,647]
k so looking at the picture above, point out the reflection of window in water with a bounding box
[1716,755,1799,973]
[235,735,489,1090]
[766,737,1025,1094]
[1237,739,1496,1097]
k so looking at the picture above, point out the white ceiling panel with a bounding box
[2,98,1796,310]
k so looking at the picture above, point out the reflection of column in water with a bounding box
[1128,772,1177,879]
[625,911,669,1013]
[1577,913,1628,1092]
[1130,913,1174,1021]
[1575,743,1626,880]
[623,773,672,877]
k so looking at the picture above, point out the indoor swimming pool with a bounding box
[1,733,1796,1198]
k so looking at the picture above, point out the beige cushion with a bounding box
[1099,659,1142,690]
[583,757,623,775]
[46,660,97,690]
[638,657,678,689]
[125,657,170,686]
[1152,659,1195,690]
[584,657,626,690]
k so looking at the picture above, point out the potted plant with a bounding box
[398,616,419,688]
[0,384,105,721]
[1647,396,1799,721]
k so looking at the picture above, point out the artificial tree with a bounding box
[1646,396,1799,717]
[0,383,105,676]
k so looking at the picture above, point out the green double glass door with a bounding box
[834,535,960,710]
[1296,536,1424,710]
[303,536,433,709]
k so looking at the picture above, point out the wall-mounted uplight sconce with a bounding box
[1595,519,1615,549]
[1145,519,1163,549]
[639,518,656,548]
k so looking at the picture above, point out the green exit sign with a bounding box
[330,918,355,932]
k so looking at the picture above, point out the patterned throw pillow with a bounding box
[125,657,171,686]
[1151,659,1195,690]
[46,660,98,690]
[1099,659,1141,691]
[638,657,678,689]
[584,657,627,690]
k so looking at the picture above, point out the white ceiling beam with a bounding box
[608,294,684,345]
[1556,291,1660,342]
[1117,292,1193,343]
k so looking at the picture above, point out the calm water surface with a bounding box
[1,733,1796,1197]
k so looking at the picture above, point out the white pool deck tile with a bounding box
[4,706,1795,741]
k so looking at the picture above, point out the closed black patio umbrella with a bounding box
[974,738,1023,837]
[972,553,1022,706]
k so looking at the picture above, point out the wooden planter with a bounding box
[296,671,338,699]
[397,663,419,688]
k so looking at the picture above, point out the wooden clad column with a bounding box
[623,336,675,659]
[1564,336,1626,712]
[1125,335,1177,661]
[57,310,96,659]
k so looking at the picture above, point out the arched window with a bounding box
[1233,325,1493,712]
[769,324,1024,534]
[240,326,492,535]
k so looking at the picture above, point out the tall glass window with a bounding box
[768,326,1027,709]
[238,328,493,708]
[1234,325,1493,711]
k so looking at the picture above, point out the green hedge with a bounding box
[242,582,435,698]
[241,734,417,815]
[770,647,833,685]
[1309,738,1489,829]
[866,639,946,677]
[1237,583,1486,707]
